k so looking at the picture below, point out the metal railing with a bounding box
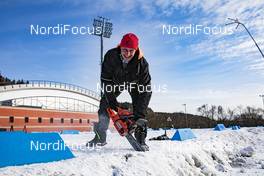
[0,80,101,100]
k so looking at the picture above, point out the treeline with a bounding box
[195,104,264,128]
[120,102,264,129]
[0,73,29,86]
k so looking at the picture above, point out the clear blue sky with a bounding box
[1,0,264,113]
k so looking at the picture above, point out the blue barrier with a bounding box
[0,132,74,168]
[61,130,80,134]
[214,124,226,131]
[231,126,240,130]
[171,128,196,141]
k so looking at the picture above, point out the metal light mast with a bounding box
[93,16,113,96]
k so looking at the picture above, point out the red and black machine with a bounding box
[106,107,148,151]
[106,108,136,136]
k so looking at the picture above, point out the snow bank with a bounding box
[0,127,263,176]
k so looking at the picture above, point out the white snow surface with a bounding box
[0,127,264,176]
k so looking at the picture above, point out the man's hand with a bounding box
[109,100,118,112]
[135,118,148,127]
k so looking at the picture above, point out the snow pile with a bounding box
[0,127,263,176]
[240,146,254,157]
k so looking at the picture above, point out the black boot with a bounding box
[134,120,149,151]
[86,130,107,148]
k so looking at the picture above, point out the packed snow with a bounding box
[0,127,263,176]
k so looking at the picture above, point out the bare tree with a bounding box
[217,105,225,120]
[227,108,235,120]
[209,105,217,120]
[256,108,263,118]
[197,104,210,118]
[244,106,257,119]
[237,105,243,117]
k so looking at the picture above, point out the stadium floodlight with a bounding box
[103,21,113,38]
[93,19,103,36]
[226,18,264,58]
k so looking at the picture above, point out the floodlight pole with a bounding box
[93,16,113,97]
[226,18,264,58]
[183,104,187,127]
[260,95,264,110]
[99,17,105,70]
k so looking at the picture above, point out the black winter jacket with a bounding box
[101,47,152,118]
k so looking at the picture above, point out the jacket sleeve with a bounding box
[134,59,152,118]
[101,51,118,107]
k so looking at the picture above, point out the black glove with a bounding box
[135,118,148,128]
[128,117,148,133]
[109,100,119,112]
[132,114,147,125]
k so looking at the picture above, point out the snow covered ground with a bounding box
[0,127,263,176]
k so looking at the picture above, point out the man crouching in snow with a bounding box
[86,33,152,150]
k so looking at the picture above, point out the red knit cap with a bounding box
[120,33,139,50]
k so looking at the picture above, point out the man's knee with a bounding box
[96,109,110,131]
[99,96,108,110]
